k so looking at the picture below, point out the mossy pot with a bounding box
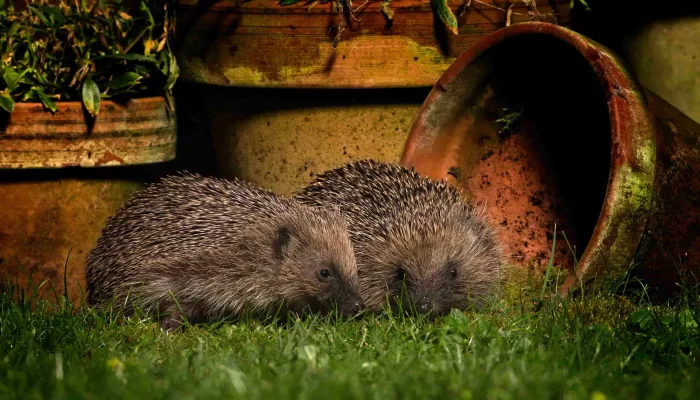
[0,96,177,301]
[401,22,700,299]
[174,0,571,196]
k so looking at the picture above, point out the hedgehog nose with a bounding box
[416,296,432,314]
[353,301,365,313]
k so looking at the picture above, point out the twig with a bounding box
[471,0,527,17]
[467,0,560,25]
[521,0,542,18]
[459,0,472,17]
[346,0,362,22]
[353,0,372,13]
[472,0,508,12]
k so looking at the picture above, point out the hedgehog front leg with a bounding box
[158,301,187,332]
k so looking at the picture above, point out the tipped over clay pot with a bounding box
[401,22,700,299]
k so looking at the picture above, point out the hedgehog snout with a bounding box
[352,300,365,314]
[340,295,365,316]
[418,302,430,314]
[414,294,433,315]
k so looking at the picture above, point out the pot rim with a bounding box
[6,95,170,111]
[0,95,176,169]
[400,22,657,295]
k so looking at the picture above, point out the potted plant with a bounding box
[0,0,178,301]
[0,0,179,167]
[174,0,571,197]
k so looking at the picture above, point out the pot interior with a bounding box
[405,34,613,275]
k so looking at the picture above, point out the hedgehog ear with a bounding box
[274,226,293,261]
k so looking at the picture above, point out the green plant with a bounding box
[495,103,525,138]
[570,0,591,11]
[276,0,568,47]
[0,0,178,117]
[275,0,458,42]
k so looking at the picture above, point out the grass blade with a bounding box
[541,223,557,300]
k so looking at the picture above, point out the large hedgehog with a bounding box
[86,173,363,330]
[294,160,502,316]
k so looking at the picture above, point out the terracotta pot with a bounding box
[175,1,570,195]
[177,0,571,88]
[400,22,700,298]
[0,172,146,302]
[191,84,428,196]
[622,17,700,124]
[0,96,177,301]
[0,97,177,168]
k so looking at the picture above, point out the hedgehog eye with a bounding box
[446,262,458,280]
[396,268,407,282]
[319,269,331,280]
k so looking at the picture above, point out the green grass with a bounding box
[1,270,699,400]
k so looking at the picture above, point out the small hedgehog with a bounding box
[294,160,502,316]
[86,172,364,330]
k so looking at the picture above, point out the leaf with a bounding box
[8,21,19,36]
[106,72,142,90]
[22,91,36,102]
[570,0,591,11]
[446,308,468,327]
[3,68,21,92]
[134,65,149,76]
[0,91,15,113]
[380,1,395,21]
[43,6,66,25]
[679,309,699,331]
[34,88,58,113]
[156,37,167,53]
[279,0,305,5]
[431,0,459,35]
[164,52,179,91]
[82,78,101,117]
[144,39,155,56]
[26,5,50,26]
[627,309,653,331]
[34,71,52,86]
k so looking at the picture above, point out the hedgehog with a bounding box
[86,172,364,330]
[294,160,502,316]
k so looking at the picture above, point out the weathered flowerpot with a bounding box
[0,97,176,168]
[0,96,177,301]
[186,84,428,196]
[400,22,700,299]
[175,0,570,195]
[177,0,571,88]
[622,17,700,124]
[565,1,700,124]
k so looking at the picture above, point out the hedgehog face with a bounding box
[391,246,493,316]
[273,211,364,317]
[362,210,501,316]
